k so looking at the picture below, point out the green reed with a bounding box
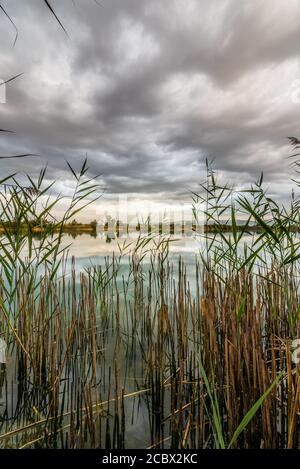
[1,148,300,448]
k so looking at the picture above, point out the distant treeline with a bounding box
[1,219,299,236]
[0,219,98,234]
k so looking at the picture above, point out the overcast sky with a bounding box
[1,0,300,219]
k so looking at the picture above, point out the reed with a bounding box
[0,248,299,448]
[1,150,300,448]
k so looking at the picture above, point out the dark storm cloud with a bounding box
[1,0,300,200]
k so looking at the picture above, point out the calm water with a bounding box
[1,231,203,448]
[62,231,201,265]
[0,230,268,448]
[57,233,201,271]
[57,229,261,279]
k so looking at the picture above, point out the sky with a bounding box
[1,0,300,221]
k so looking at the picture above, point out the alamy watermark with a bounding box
[0,79,6,104]
[0,337,7,365]
[94,194,205,240]
[291,339,300,364]
[290,79,300,104]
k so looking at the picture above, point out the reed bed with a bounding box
[1,155,300,448]
[0,251,299,449]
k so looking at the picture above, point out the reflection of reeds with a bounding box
[0,253,298,449]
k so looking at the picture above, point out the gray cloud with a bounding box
[1,0,300,204]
